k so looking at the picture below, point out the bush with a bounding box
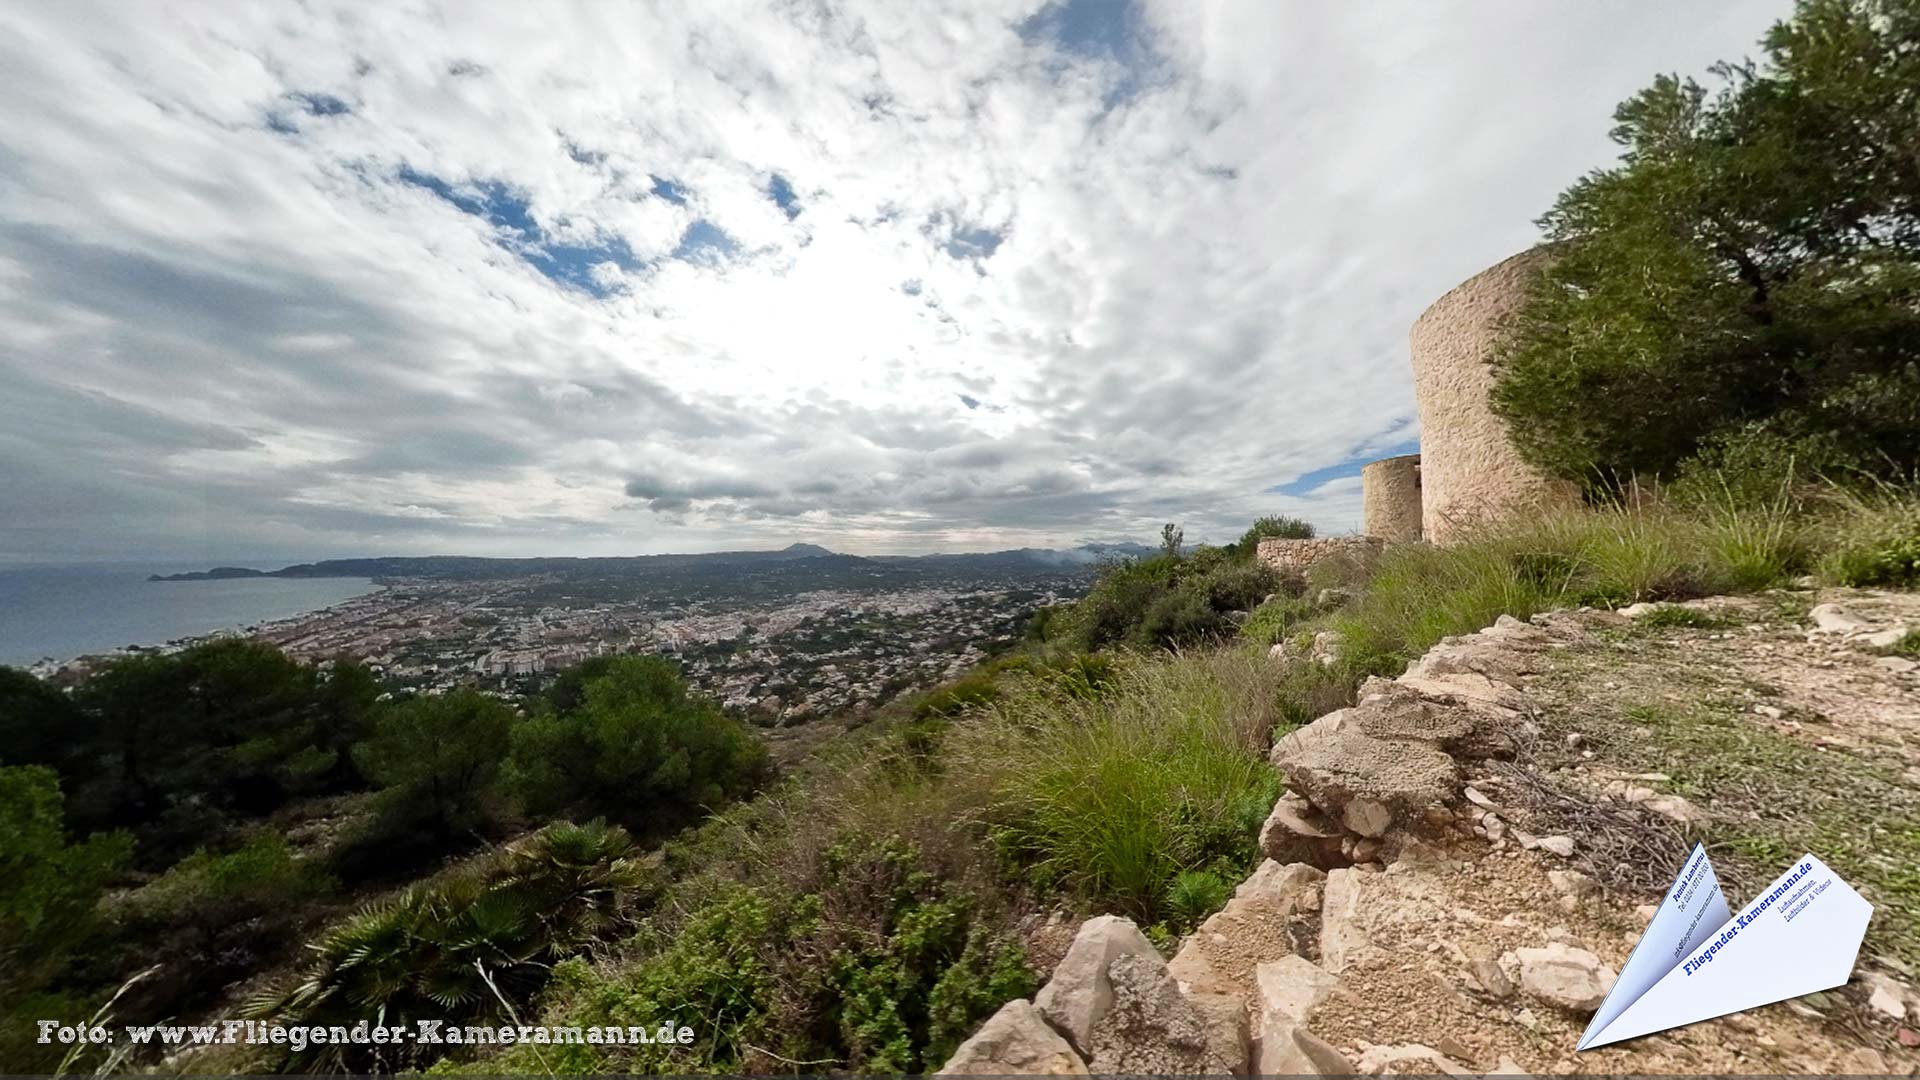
[1061,535,1285,652]
[496,835,1033,1076]
[504,656,768,835]
[1820,495,1920,587]
[1237,515,1314,549]
[253,820,645,1072]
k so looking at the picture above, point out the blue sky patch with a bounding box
[672,220,738,264]
[397,165,642,296]
[767,173,801,219]
[1268,438,1420,497]
[946,225,1004,261]
[649,175,690,205]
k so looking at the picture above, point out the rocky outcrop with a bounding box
[1033,915,1158,1056]
[937,999,1089,1076]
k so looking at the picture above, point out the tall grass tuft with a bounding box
[955,650,1280,924]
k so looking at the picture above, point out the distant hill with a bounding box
[146,541,1154,584]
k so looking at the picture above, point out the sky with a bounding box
[0,0,1790,565]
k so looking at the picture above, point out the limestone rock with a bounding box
[1084,951,1232,1074]
[1319,869,1370,973]
[1259,795,1344,867]
[1258,1024,1356,1076]
[1312,629,1347,667]
[1469,958,1515,1000]
[1236,858,1326,911]
[1809,603,1868,633]
[1641,793,1706,825]
[1863,625,1911,649]
[1353,1043,1475,1076]
[1167,938,1227,997]
[1536,835,1576,857]
[937,998,1089,1076]
[1033,914,1158,1055]
[1270,710,1460,838]
[1512,943,1614,1012]
[1185,990,1251,1075]
[1256,954,1340,1026]
[1878,656,1919,674]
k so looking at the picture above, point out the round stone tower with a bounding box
[1410,248,1578,544]
[1361,454,1422,542]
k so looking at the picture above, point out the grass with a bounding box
[955,649,1282,926]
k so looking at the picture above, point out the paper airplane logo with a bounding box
[1578,844,1873,1049]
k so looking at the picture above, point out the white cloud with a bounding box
[0,0,1790,563]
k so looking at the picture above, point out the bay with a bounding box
[0,564,376,668]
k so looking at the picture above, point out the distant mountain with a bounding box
[146,540,1151,585]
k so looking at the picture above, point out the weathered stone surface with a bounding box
[1863,625,1911,649]
[1256,954,1340,1025]
[1353,1042,1475,1076]
[1312,629,1347,667]
[1272,717,1459,837]
[1536,834,1576,857]
[1469,958,1515,1000]
[937,998,1089,1076]
[1259,795,1344,867]
[1809,602,1868,633]
[1641,792,1707,825]
[1085,951,1232,1074]
[1258,1023,1356,1076]
[1257,535,1384,578]
[1185,990,1251,1075]
[1033,914,1158,1055]
[1236,858,1326,911]
[1511,943,1615,1012]
[1319,869,1371,973]
[1167,937,1228,997]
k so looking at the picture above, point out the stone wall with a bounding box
[1409,248,1579,544]
[1361,454,1422,543]
[1257,536,1384,578]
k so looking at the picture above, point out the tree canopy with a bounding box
[1492,0,1920,498]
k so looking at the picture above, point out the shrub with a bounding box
[1238,515,1315,549]
[1239,594,1318,648]
[252,820,645,1072]
[504,656,768,835]
[1820,494,1920,587]
[1165,868,1234,929]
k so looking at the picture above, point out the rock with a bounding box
[1489,1054,1531,1076]
[1809,602,1868,633]
[1269,640,1302,664]
[1863,625,1910,649]
[1167,938,1227,997]
[1033,914,1158,1055]
[1513,943,1615,1012]
[1258,1025,1355,1076]
[1084,952,1231,1074]
[1259,796,1344,867]
[1436,1035,1475,1065]
[1320,869,1370,973]
[1311,629,1347,667]
[1546,870,1597,898]
[1256,955,1341,1026]
[1463,786,1497,810]
[1317,587,1355,609]
[1752,704,1783,720]
[937,998,1089,1076]
[1469,959,1515,1000]
[1618,602,1659,619]
[1350,836,1384,862]
[1564,732,1586,748]
[1842,1049,1888,1074]
[1235,858,1326,910]
[1898,1026,1920,1049]
[1344,797,1394,838]
[1353,1043,1475,1076]
[1868,982,1908,1020]
[1641,793,1707,825]
[1878,656,1918,674]
[1536,835,1576,857]
[1185,991,1251,1075]
[1271,712,1460,838]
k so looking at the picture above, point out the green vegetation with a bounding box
[1491,0,1920,502]
[253,820,647,1072]
[1056,542,1288,652]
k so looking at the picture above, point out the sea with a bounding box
[0,564,377,669]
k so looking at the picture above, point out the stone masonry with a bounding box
[1360,454,1422,543]
[1409,247,1579,544]
[1256,536,1384,579]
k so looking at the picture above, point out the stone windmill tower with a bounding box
[1358,247,1579,545]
